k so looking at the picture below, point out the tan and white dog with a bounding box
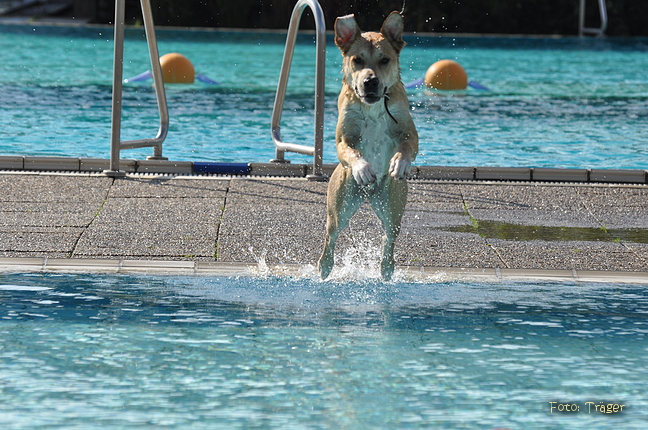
[318,11,418,280]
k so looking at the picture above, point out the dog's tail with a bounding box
[400,0,406,14]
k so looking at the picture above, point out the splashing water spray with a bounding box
[325,231,385,282]
[248,247,270,276]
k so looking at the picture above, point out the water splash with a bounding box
[248,247,270,276]
[248,237,449,284]
[326,232,384,282]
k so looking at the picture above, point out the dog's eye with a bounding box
[380,58,390,65]
[352,57,364,66]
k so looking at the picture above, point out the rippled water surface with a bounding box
[1,25,648,168]
[1,272,647,429]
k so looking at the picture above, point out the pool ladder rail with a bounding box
[106,0,327,180]
[105,0,169,177]
[270,0,327,181]
[579,0,608,37]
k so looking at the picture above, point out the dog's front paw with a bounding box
[352,159,377,185]
[389,153,411,179]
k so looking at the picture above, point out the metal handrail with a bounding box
[105,0,169,176]
[579,0,608,37]
[271,0,326,180]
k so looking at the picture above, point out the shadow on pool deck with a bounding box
[0,172,647,280]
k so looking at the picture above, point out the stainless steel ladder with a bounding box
[579,0,608,37]
[271,0,327,180]
[105,0,169,176]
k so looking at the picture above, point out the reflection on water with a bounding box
[1,272,647,429]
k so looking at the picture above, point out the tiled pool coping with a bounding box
[1,156,647,184]
[0,257,646,284]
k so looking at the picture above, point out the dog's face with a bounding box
[335,12,405,105]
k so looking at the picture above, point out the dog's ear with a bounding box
[335,14,361,53]
[380,11,405,53]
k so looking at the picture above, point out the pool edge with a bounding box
[0,257,646,284]
[1,156,648,184]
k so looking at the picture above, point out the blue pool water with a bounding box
[1,272,647,429]
[1,24,648,168]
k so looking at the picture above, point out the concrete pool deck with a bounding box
[0,164,647,283]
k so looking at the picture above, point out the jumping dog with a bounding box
[318,11,419,280]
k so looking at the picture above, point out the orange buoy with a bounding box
[425,59,468,90]
[159,53,195,84]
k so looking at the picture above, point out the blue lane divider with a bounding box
[193,162,250,175]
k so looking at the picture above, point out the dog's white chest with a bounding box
[358,112,396,177]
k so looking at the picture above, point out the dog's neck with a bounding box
[344,81,399,124]
[383,92,398,124]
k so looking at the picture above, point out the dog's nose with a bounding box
[363,76,380,93]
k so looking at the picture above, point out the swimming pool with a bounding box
[1,271,647,429]
[1,24,648,169]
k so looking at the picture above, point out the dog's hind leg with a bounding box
[318,167,365,279]
[369,178,408,281]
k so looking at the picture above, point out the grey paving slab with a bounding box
[0,227,83,254]
[218,233,321,265]
[74,196,223,259]
[461,183,585,211]
[93,197,222,231]
[407,182,466,211]
[576,185,648,229]
[625,243,648,262]
[226,178,327,205]
[109,177,229,198]
[0,174,111,203]
[489,239,648,272]
[594,213,648,230]
[402,209,472,230]
[74,228,216,259]
[0,202,98,227]
[0,175,108,258]
[216,179,328,264]
[219,203,324,236]
[577,185,648,207]
[397,231,502,268]
[580,207,648,229]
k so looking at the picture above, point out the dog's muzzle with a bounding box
[355,76,383,105]
[354,80,399,123]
